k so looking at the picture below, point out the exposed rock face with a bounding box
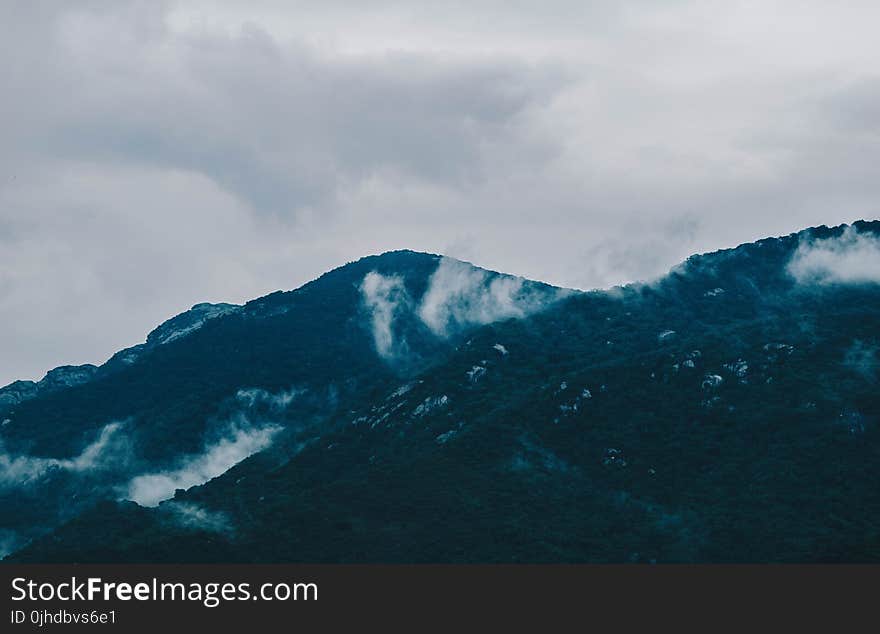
[0,365,97,408]
[724,359,749,379]
[39,365,99,390]
[146,303,242,346]
[0,381,39,407]
[702,374,723,389]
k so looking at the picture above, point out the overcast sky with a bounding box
[1,0,878,385]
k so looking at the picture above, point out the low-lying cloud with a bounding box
[418,257,565,337]
[162,501,233,535]
[126,422,280,507]
[0,422,125,486]
[788,227,880,285]
[360,257,568,358]
[360,272,412,358]
[235,386,303,411]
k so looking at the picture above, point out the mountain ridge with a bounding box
[2,220,879,562]
[4,220,876,402]
[0,247,564,557]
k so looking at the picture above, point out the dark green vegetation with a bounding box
[0,250,449,551]
[3,222,880,562]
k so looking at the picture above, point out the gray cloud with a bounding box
[1,0,879,384]
[3,1,557,214]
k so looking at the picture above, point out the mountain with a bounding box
[3,222,880,562]
[0,250,559,557]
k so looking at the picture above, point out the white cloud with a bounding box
[0,422,124,486]
[360,272,411,358]
[788,227,880,285]
[360,258,567,357]
[417,257,565,337]
[126,423,280,507]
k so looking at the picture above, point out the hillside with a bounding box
[4,221,880,562]
[0,249,560,556]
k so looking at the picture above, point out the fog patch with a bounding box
[788,227,880,285]
[235,387,303,411]
[162,501,233,535]
[126,423,280,507]
[0,422,125,486]
[418,257,565,337]
[844,340,878,381]
[360,272,412,358]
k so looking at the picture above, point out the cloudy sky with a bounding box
[1,0,878,385]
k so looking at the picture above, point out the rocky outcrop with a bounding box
[0,364,98,409]
[146,302,242,346]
